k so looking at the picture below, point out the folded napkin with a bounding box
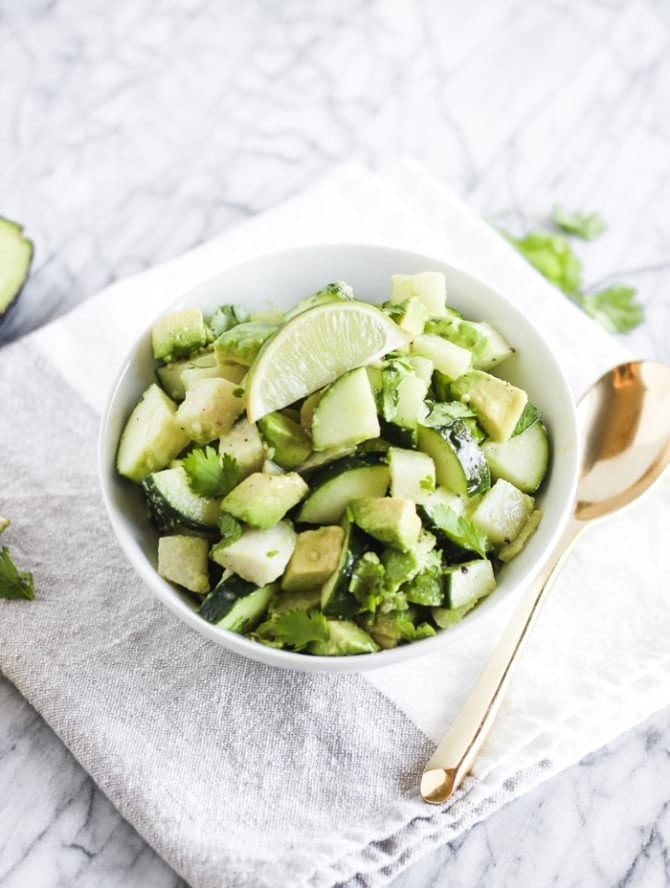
[1,160,669,888]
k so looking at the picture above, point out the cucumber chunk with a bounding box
[198,574,256,623]
[417,420,490,497]
[321,522,369,617]
[117,384,190,483]
[218,417,265,479]
[388,447,436,504]
[309,620,380,655]
[156,352,218,401]
[471,479,534,547]
[158,535,210,595]
[216,585,275,634]
[482,421,550,493]
[498,509,543,562]
[0,217,33,322]
[311,367,380,452]
[297,455,390,525]
[176,377,245,444]
[411,333,472,381]
[391,272,448,317]
[210,521,297,587]
[143,466,221,531]
[444,559,496,609]
[152,308,208,361]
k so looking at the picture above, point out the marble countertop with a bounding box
[1,1,669,886]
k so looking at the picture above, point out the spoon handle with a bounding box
[420,521,583,804]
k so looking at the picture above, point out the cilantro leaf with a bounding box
[505,230,582,295]
[0,546,35,600]
[422,400,476,428]
[424,503,489,559]
[395,613,436,641]
[380,301,405,321]
[216,512,243,547]
[349,552,385,613]
[578,286,644,334]
[257,609,329,651]
[553,206,606,240]
[378,361,407,422]
[511,403,542,437]
[182,447,239,498]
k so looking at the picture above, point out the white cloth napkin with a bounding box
[1,159,668,888]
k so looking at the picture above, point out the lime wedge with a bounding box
[246,301,411,421]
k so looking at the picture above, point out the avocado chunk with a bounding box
[214,321,278,366]
[309,620,380,655]
[0,516,10,535]
[285,281,354,320]
[348,496,421,552]
[176,377,245,444]
[311,366,380,452]
[450,370,528,442]
[282,526,345,593]
[269,587,323,614]
[221,472,308,529]
[152,307,208,362]
[158,535,210,595]
[258,412,312,469]
[0,217,33,322]
[210,521,296,586]
[444,558,496,609]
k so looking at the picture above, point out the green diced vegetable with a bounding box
[214,321,279,366]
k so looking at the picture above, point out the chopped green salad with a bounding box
[116,272,550,656]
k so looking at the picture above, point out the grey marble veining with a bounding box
[1,0,670,886]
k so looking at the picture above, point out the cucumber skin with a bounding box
[321,524,369,618]
[142,473,219,534]
[198,575,257,623]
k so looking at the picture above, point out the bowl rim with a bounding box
[98,242,580,673]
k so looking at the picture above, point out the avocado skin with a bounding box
[0,217,34,327]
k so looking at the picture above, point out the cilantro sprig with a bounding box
[498,206,644,334]
[182,447,239,498]
[552,205,607,240]
[256,609,329,651]
[424,503,489,559]
[0,546,35,601]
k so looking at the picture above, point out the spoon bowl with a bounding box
[421,359,670,804]
[576,361,670,521]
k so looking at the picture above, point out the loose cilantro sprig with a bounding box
[580,285,643,334]
[552,205,607,240]
[0,546,35,601]
[499,208,644,334]
[182,447,239,498]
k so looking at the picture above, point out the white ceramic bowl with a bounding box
[99,244,579,672]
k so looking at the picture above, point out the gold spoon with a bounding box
[421,360,670,804]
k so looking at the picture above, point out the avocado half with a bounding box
[0,216,33,324]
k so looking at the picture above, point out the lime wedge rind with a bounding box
[246,301,410,421]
